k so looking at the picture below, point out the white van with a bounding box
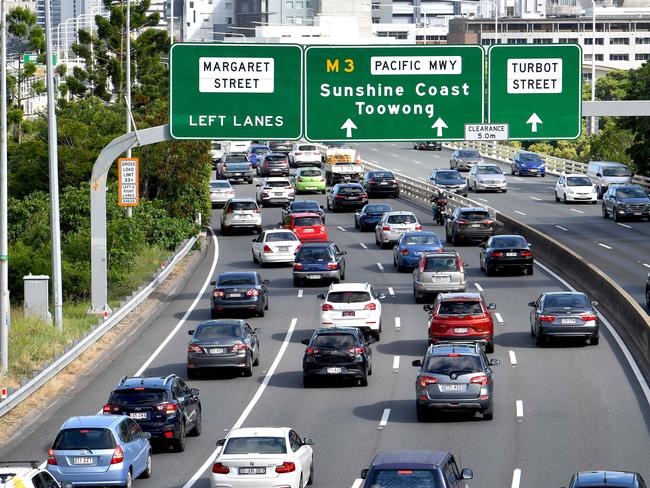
[586,161,633,198]
[224,140,252,155]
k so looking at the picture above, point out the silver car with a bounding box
[374,211,421,249]
[209,180,235,207]
[450,149,484,171]
[220,198,262,235]
[412,252,467,303]
[468,164,507,193]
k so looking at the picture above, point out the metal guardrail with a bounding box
[0,234,200,419]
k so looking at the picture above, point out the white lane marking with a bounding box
[390,153,399,158]
[555,225,568,231]
[378,408,391,429]
[392,355,400,371]
[530,196,542,201]
[478,197,489,202]
[413,161,422,165]
[351,479,364,488]
[643,263,650,270]
[360,242,368,249]
[297,289,303,298]
[495,312,504,324]
[516,400,524,420]
[511,469,522,488]
[388,287,395,296]
[570,208,584,214]
[474,282,484,292]
[377,262,384,271]
[617,222,632,229]
[597,242,613,250]
[135,228,219,376]
[182,318,299,488]
[536,260,650,408]
[514,210,527,216]
[395,317,401,330]
[337,226,347,232]
[509,350,517,367]
[547,186,556,190]
[513,176,523,181]
[390,143,397,147]
[371,147,379,151]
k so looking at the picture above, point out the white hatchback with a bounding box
[289,143,322,167]
[318,283,385,340]
[555,174,597,204]
[211,427,314,488]
[251,229,301,265]
[256,177,295,206]
[375,211,422,249]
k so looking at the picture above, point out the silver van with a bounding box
[586,161,633,198]
[412,251,467,303]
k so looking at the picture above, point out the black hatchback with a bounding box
[210,272,270,318]
[326,183,368,212]
[479,234,534,276]
[361,171,399,198]
[301,327,374,387]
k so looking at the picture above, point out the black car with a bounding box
[528,292,600,346]
[103,375,201,452]
[354,203,393,232]
[326,183,368,212]
[282,200,326,223]
[361,171,399,198]
[429,169,468,196]
[210,271,270,318]
[413,141,442,151]
[361,451,473,488]
[479,234,533,276]
[601,184,650,221]
[301,327,374,387]
[565,471,648,488]
[258,153,290,177]
[412,342,499,421]
[187,319,260,378]
[293,242,346,286]
[445,207,499,245]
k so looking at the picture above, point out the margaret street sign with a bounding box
[169,43,303,140]
[304,45,484,142]
[488,44,582,140]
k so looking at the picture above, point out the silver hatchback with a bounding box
[374,211,421,249]
[413,252,467,303]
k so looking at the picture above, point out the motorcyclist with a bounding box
[430,189,447,224]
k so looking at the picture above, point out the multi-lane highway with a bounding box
[1,177,649,488]
[358,142,650,308]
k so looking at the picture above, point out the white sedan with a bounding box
[211,427,314,488]
[318,282,385,340]
[555,174,597,204]
[252,229,301,265]
[255,177,295,206]
[210,180,235,208]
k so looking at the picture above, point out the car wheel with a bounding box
[359,372,369,387]
[555,192,560,202]
[416,402,428,422]
[187,367,199,380]
[253,347,260,366]
[242,357,253,377]
[210,308,218,319]
[563,194,568,204]
[326,199,331,210]
[139,452,152,479]
[252,251,259,264]
[332,276,340,284]
[445,229,451,243]
[511,165,515,175]
[122,469,133,488]
[255,225,263,233]
[256,305,265,318]
[541,173,546,178]
[485,341,494,354]
[247,178,253,184]
[307,462,314,485]
[452,232,459,246]
[221,225,230,235]
[602,204,608,218]
[355,219,359,229]
[613,207,620,221]
[485,264,494,277]
[174,422,186,452]
[535,332,545,347]
[188,408,202,437]
[375,234,381,246]
[293,277,301,287]
[413,289,422,304]
[473,182,478,193]
[590,335,600,346]
[482,404,494,421]
[527,265,534,275]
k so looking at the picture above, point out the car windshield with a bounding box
[424,256,458,272]
[327,291,371,303]
[477,166,502,175]
[225,155,248,163]
[218,275,255,286]
[437,301,484,315]
[265,155,286,162]
[567,176,592,186]
[299,170,322,177]
[250,147,269,155]
[387,214,416,224]
[544,294,591,310]
[212,143,222,150]
[370,470,439,487]
[298,145,317,151]
[210,181,231,189]
[616,187,647,199]
[291,201,320,211]
[195,323,242,340]
[459,211,490,221]
[229,201,258,211]
[435,171,462,181]
[491,237,528,249]
[338,186,363,195]
[425,355,482,375]
[223,437,287,455]
[603,167,630,177]
[371,172,394,179]
[294,216,322,226]
[311,333,357,348]
[404,234,441,246]
[459,150,480,158]
[520,153,542,162]
[265,180,290,188]
[366,205,391,214]
[109,388,168,406]
[53,428,116,450]
[297,248,331,261]
[266,232,297,242]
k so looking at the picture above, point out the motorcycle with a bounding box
[430,193,447,226]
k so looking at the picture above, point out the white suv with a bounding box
[289,143,322,168]
[1,463,70,488]
[555,173,597,204]
[375,211,422,249]
[220,198,263,235]
[317,283,385,340]
[255,177,295,206]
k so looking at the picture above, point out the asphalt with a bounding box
[1,176,648,488]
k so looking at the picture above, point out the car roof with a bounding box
[61,415,124,429]
[228,198,256,203]
[328,282,371,292]
[264,152,286,157]
[217,271,257,279]
[334,183,363,188]
[574,471,639,487]
[227,427,290,438]
[438,292,483,301]
[590,160,626,166]
[117,376,175,390]
[199,319,245,327]
[264,228,296,234]
[385,211,415,216]
[263,177,291,181]
[299,241,334,248]
[313,327,359,335]
[457,207,489,212]
[541,291,587,297]
[290,212,321,218]
[611,184,644,190]
[210,179,231,184]
[290,200,319,205]
[490,234,526,240]
[370,450,449,468]
[428,343,481,356]
[517,151,540,155]
[296,166,322,171]
[250,144,269,148]
[403,231,436,237]
[422,251,458,258]
[562,173,591,178]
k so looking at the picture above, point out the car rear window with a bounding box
[404,234,441,246]
[218,275,255,286]
[311,333,357,348]
[424,256,458,272]
[229,201,258,211]
[109,388,168,406]
[300,169,322,177]
[266,232,297,242]
[297,248,331,261]
[491,237,528,249]
[616,187,647,199]
[338,186,363,195]
[370,469,438,487]
[226,155,248,163]
[327,291,371,303]
[459,211,490,221]
[477,166,502,174]
[387,214,416,224]
[437,301,484,315]
[53,428,116,450]
[265,155,287,162]
[370,171,394,179]
[544,294,591,310]
[210,181,231,189]
[566,176,592,186]
[603,167,630,177]
[195,323,242,340]
[298,145,317,151]
[291,201,320,211]
[223,437,286,455]
[250,147,269,154]
[294,217,322,226]
[459,150,480,158]
[265,180,290,188]
[425,355,482,374]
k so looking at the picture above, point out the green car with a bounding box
[294,167,326,194]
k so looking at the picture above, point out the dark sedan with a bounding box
[326,183,368,212]
[529,292,600,346]
[445,207,499,245]
[354,203,392,231]
[566,471,647,488]
[186,319,260,378]
[429,169,468,196]
[361,171,399,198]
[413,141,442,150]
[210,272,269,318]
[479,235,533,276]
[282,200,326,223]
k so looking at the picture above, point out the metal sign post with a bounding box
[1,0,9,372]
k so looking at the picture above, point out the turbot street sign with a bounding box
[304,45,484,142]
[488,44,582,140]
[169,43,302,139]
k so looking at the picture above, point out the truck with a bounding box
[323,144,364,185]
[216,154,254,183]
[222,140,253,155]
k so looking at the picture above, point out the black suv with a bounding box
[103,375,201,452]
[601,184,650,221]
[326,183,368,212]
[412,342,499,421]
[361,171,399,198]
[566,471,648,488]
[301,327,374,388]
[445,207,499,245]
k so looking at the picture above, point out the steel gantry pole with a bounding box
[591,0,596,134]
[45,0,64,330]
[1,0,10,372]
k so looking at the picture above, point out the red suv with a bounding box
[282,212,327,242]
[424,292,497,353]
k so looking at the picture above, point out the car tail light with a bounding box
[295,151,303,155]
[382,226,390,231]
[420,258,426,273]
[246,289,259,296]
[415,224,423,231]
[349,346,365,354]
[418,376,438,387]
[457,219,469,226]
[47,448,57,465]
[483,219,495,225]
[232,343,248,352]
[156,402,177,415]
[226,208,234,214]
[447,353,460,357]
[103,404,119,414]
[297,177,303,182]
[111,446,125,465]
[306,347,315,354]
[521,250,533,257]
[319,225,326,233]
[212,463,230,474]
[293,262,304,270]
[322,303,334,311]
[213,290,225,298]
[320,177,325,182]
[253,208,261,213]
[327,262,339,269]
[369,179,376,184]
[285,186,293,190]
[335,194,346,199]
[401,249,409,255]
[187,344,202,353]
[360,193,368,199]
[226,190,235,196]
[539,315,556,322]
[470,375,489,385]
[263,245,273,253]
[364,303,377,310]
[276,462,296,473]
[491,251,503,257]
[580,313,597,321]
[456,255,464,273]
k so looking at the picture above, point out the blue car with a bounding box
[354,203,393,232]
[246,144,270,168]
[293,241,346,286]
[48,415,152,487]
[511,151,546,177]
[392,231,443,272]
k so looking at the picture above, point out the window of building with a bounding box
[372,16,380,23]
[595,54,603,61]
[376,31,408,40]
[610,37,629,45]
[481,38,495,45]
[609,53,628,61]
[507,38,526,44]
[203,16,210,23]
[636,53,650,60]
[636,37,650,44]
[635,22,650,31]
[584,54,592,61]
[286,1,293,8]
[584,38,604,45]
[533,38,552,44]
[559,38,578,43]
[225,2,232,7]
[193,10,196,22]
[226,17,232,24]
[189,1,194,7]
[610,23,629,32]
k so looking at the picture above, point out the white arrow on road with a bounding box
[431,117,447,137]
[341,118,357,138]
[526,113,543,133]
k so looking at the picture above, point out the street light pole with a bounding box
[1,0,10,372]
[591,0,596,134]
[125,0,132,219]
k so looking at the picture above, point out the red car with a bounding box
[282,212,328,242]
[424,292,496,353]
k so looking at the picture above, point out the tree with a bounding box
[596,69,632,101]
[618,62,650,175]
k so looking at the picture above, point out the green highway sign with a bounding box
[169,43,302,140]
[488,44,582,140]
[23,53,57,65]
[304,45,484,142]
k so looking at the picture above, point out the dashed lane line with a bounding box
[360,243,368,249]
[516,400,524,420]
[495,312,504,325]
[509,350,517,367]
[570,208,584,214]
[555,225,568,231]
[514,210,527,216]
[378,408,391,429]
[617,222,632,229]
[395,317,401,330]
[474,282,484,292]
[392,355,400,372]
[597,242,613,250]
[388,287,395,296]
[511,469,522,488]
[337,226,347,232]
[297,289,303,298]
[377,262,384,271]
[530,196,542,201]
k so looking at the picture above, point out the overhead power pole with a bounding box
[1,0,10,372]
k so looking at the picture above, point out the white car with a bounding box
[255,177,295,206]
[221,198,262,235]
[210,180,235,207]
[374,211,422,249]
[252,229,301,265]
[211,427,314,488]
[468,163,507,193]
[1,463,71,488]
[289,143,322,168]
[555,174,598,204]
[317,283,385,340]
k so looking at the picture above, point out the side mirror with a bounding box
[361,469,369,480]
[340,251,348,255]
[316,293,326,300]
[216,438,225,447]
[412,359,422,367]
[210,280,216,286]
[591,301,599,307]
[188,329,195,335]
[252,239,257,242]
[263,279,270,285]
[143,432,152,440]
[527,301,535,307]
[488,303,497,310]
[423,304,433,312]
[527,243,533,248]
[597,173,602,177]
[301,338,310,345]
[378,293,386,300]
[366,336,377,344]
[463,262,469,266]
[61,483,74,488]
[191,388,200,396]
[303,437,315,446]
[489,358,501,366]
[479,242,486,248]
[254,327,261,333]
[461,468,474,480]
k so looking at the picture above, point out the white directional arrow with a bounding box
[340,118,357,138]
[526,113,543,133]
[431,118,448,137]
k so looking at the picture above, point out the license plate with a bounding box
[235,173,243,176]
[308,274,320,279]
[303,228,315,233]
[634,212,642,216]
[342,311,355,317]
[454,328,468,334]
[73,457,93,465]
[209,348,226,354]
[561,318,577,324]
[380,181,388,185]
[129,412,148,420]
[529,169,538,172]
[279,246,289,252]
[327,367,342,374]
[434,276,451,282]
[444,384,465,391]
[228,293,242,298]
[470,224,481,228]
[274,192,283,196]
[239,467,266,475]
[347,197,358,200]
[506,252,517,257]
